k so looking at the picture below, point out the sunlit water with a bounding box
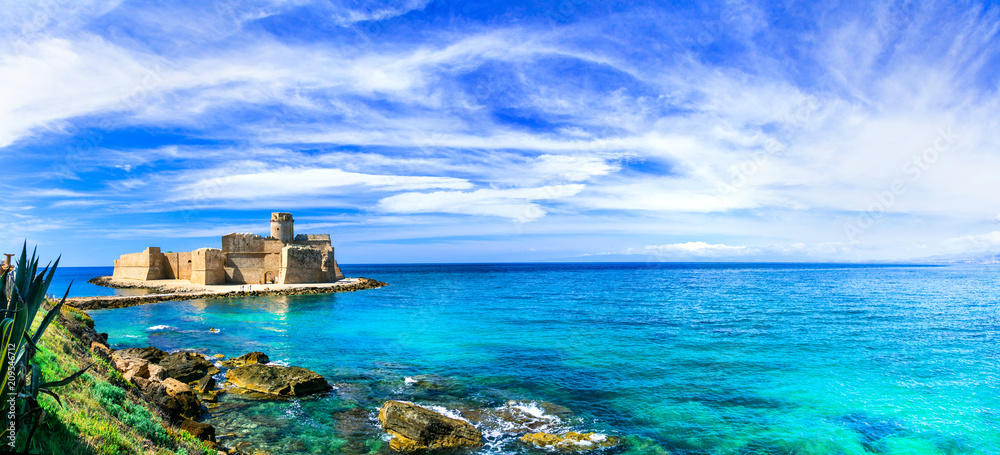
[66,263,999,455]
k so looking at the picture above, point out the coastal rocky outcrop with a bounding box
[131,376,202,422]
[116,346,168,363]
[159,351,220,382]
[220,351,269,368]
[111,348,208,422]
[225,364,332,396]
[74,277,389,310]
[520,432,620,452]
[377,400,483,452]
[195,374,216,394]
[180,418,217,446]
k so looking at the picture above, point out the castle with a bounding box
[112,213,344,285]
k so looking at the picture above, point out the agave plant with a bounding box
[1,244,90,453]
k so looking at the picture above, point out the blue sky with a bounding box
[1,0,999,266]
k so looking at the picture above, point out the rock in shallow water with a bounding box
[377,400,482,452]
[195,374,216,394]
[520,431,620,452]
[180,417,217,445]
[225,364,332,396]
[220,351,270,368]
[160,352,220,383]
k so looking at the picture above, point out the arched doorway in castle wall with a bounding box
[264,271,276,284]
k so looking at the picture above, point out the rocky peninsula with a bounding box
[69,276,387,310]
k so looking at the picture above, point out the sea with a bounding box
[51,263,1000,455]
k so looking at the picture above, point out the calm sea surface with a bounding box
[59,263,1000,455]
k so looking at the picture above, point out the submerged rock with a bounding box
[463,400,573,434]
[404,374,454,390]
[159,352,220,383]
[225,364,331,396]
[220,351,270,368]
[520,432,620,452]
[377,400,482,452]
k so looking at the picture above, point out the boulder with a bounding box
[147,363,167,381]
[159,352,220,383]
[122,361,150,383]
[162,378,192,396]
[225,364,331,396]
[180,418,217,444]
[114,346,168,364]
[134,377,202,422]
[520,432,619,452]
[220,351,270,368]
[377,400,482,452]
[90,343,111,360]
[111,353,149,374]
[195,374,216,394]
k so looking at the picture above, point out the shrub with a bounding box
[94,382,170,444]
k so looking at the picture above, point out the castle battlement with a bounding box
[113,212,344,285]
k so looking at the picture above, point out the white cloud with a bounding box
[523,154,619,183]
[638,242,756,258]
[333,0,431,25]
[944,231,1000,251]
[377,184,585,221]
[173,167,473,202]
[0,37,160,148]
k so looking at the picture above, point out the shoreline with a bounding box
[67,276,388,310]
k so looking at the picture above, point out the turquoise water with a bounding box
[76,263,999,454]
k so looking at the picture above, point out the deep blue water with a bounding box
[63,263,1000,454]
[49,266,152,298]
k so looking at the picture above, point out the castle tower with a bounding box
[270,212,294,244]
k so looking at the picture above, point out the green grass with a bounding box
[28,306,218,455]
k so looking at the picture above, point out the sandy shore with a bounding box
[66,276,387,310]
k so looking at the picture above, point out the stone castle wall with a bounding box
[112,248,195,281]
[277,245,323,284]
[191,248,225,285]
[113,247,164,280]
[112,213,342,285]
[163,251,192,281]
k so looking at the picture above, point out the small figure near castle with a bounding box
[112,213,344,285]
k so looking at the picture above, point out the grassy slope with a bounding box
[27,304,218,455]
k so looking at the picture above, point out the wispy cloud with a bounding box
[377,184,585,222]
[945,231,1000,251]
